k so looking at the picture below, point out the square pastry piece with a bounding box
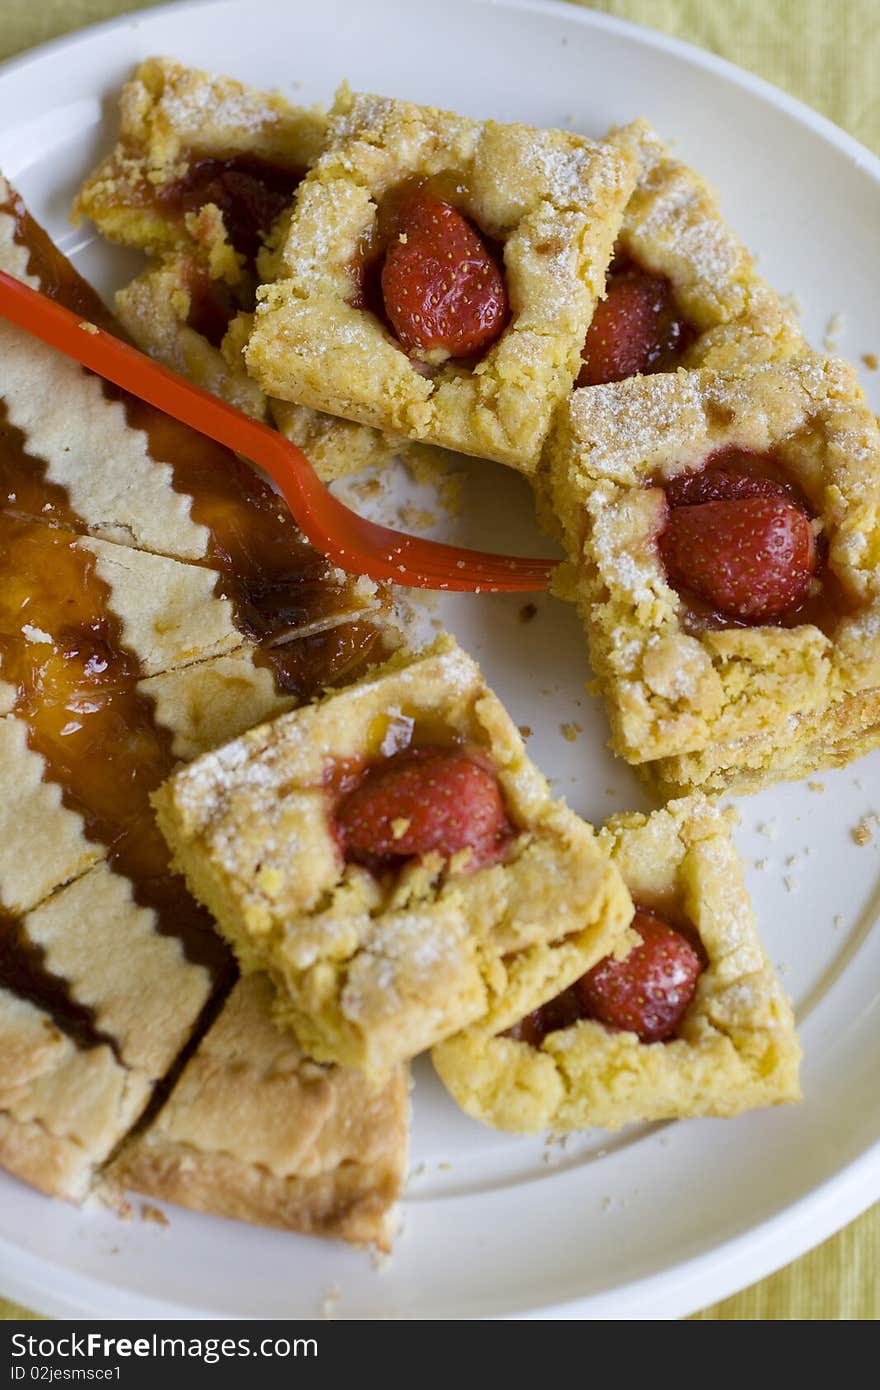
[548,357,880,795]
[573,119,803,391]
[112,975,409,1250]
[433,797,801,1133]
[74,56,327,277]
[74,58,396,481]
[154,636,633,1077]
[244,89,638,473]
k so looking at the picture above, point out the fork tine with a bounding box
[320,518,555,590]
[313,486,557,590]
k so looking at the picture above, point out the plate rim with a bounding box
[0,0,878,1321]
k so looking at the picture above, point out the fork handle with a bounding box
[0,268,318,506]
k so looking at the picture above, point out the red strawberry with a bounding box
[575,908,704,1043]
[659,494,817,623]
[577,267,692,387]
[665,458,795,509]
[335,746,510,868]
[380,192,508,357]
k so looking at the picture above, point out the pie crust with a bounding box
[432,797,801,1132]
[153,635,633,1077]
[546,357,880,794]
[244,88,639,473]
[607,120,804,371]
[0,986,150,1202]
[74,59,400,482]
[111,975,409,1250]
[73,56,328,274]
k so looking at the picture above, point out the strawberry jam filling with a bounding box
[578,250,695,387]
[658,447,826,628]
[333,743,513,872]
[184,268,239,348]
[159,154,303,264]
[156,157,304,346]
[506,907,705,1047]
[351,177,509,361]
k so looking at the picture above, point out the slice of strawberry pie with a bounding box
[433,797,801,1132]
[575,119,804,389]
[547,357,880,796]
[152,635,633,1078]
[244,88,639,475]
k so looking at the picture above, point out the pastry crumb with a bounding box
[519,602,538,624]
[560,722,582,742]
[851,813,878,846]
[833,914,844,931]
[370,1246,392,1272]
[756,821,778,840]
[397,503,436,531]
[140,1202,168,1227]
[437,1161,452,1172]
[862,352,878,371]
[785,853,801,869]
[78,320,99,335]
[823,311,845,351]
[402,450,463,515]
[320,1284,341,1320]
[754,858,770,871]
[518,724,533,739]
[807,780,825,793]
[783,875,800,894]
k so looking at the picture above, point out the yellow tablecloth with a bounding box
[0,0,877,1322]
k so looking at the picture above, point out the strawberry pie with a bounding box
[243,88,639,474]
[547,357,880,795]
[152,636,633,1077]
[74,58,399,482]
[432,797,801,1132]
[588,120,805,383]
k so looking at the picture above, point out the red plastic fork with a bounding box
[0,270,554,592]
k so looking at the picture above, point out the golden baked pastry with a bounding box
[546,357,880,794]
[111,975,409,1251]
[74,57,401,482]
[432,797,801,1132]
[606,119,804,371]
[153,635,634,1078]
[73,55,327,272]
[0,174,405,1244]
[244,87,639,473]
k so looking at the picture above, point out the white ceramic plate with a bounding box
[1,0,879,1321]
